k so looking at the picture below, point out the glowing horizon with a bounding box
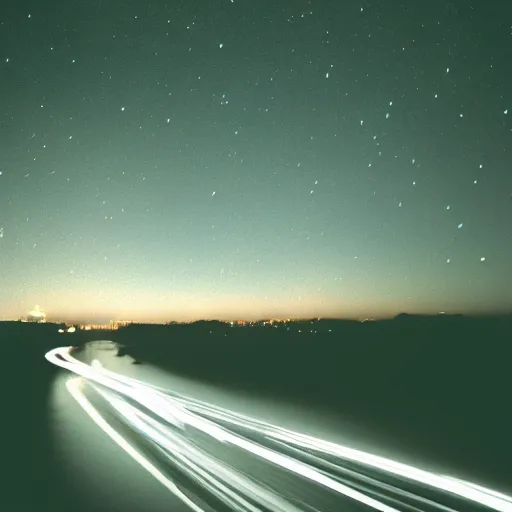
[1,2,511,324]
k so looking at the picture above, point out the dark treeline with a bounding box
[113,315,511,411]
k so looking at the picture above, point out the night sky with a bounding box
[1,1,511,323]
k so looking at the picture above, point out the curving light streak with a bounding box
[156,377,512,512]
[65,377,205,512]
[46,347,512,512]
[48,347,398,511]
[92,384,302,512]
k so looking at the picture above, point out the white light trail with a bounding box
[46,347,512,512]
[65,377,205,512]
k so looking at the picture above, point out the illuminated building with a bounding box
[27,305,46,323]
[78,320,134,331]
[80,323,114,331]
[110,320,134,330]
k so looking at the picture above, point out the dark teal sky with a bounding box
[1,0,511,322]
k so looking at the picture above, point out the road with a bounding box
[45,345,512,512]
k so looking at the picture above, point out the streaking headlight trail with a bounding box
[46,347,512,512]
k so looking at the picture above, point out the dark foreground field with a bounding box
[117,315,512,492]
[0,322,73,510]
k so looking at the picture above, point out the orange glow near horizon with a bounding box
[4,287,435,324]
